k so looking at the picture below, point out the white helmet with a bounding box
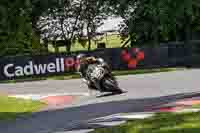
[77,53,86,59]
[76,53,87,62]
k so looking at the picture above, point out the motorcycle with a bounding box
[85,63,123,94]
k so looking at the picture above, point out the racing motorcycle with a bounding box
[85,63,123,94]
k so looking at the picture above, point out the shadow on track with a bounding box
[96,91,127,98]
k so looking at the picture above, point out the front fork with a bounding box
[87,78,104,93]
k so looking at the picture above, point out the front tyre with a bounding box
[102,76,123,93]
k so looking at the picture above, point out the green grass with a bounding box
[48,34,124,52]
[91,112,200,133]
[0,95,45,121]
[191,104,200,108]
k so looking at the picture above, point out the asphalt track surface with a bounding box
[0,69,200,133]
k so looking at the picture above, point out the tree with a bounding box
[37,0,109,53]
[37,0,84,54]
[0,0,34,56]
[31,0,59,45]
[80,0,108,51]
[107,0,200,46]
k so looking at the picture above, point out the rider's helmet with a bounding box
[76,53,86,72]
[77,53,87,63]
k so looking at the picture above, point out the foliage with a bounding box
[91,112,200,133]
[107,0,200,46]
[79,0,108,51]
[37,0,84,54]
[0,0,32,56]
[37,0,109,53]
[0,0,47,56]
[1,0,200,56]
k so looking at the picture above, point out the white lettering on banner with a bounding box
[4,64,14,78]
[24,61,34,75]
[3,58,72,78]
[60,58,65,72]
[15,66,24,76]
[56,58,60,72]
[34,64,47,75]
[47,63,56,73]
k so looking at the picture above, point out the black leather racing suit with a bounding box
[78,57,108,91]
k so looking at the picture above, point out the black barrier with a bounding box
[0,44,199,80]
[0,47,163,80]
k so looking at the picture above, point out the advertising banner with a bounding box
[0,45,193,80]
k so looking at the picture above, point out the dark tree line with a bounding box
[0,0,199,56]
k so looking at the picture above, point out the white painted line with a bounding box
[91,121,126,126]
[9,95,42,100]
[115,112,155,119]
[175,108,200,113]
[8,92,90,100]
[115,109,200,120]
[88,112,155,124]
[63,129,94,133]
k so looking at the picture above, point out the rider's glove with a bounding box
[83,78,91,85]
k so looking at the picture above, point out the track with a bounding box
[0,69,200,133]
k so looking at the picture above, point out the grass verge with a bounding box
[0,95,45,121]
[48,34,122,52]
[191,104,200,108]
[91,112,200,133]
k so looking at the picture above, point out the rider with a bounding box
[76,53,110,91]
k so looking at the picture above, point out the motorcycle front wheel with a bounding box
[101,75,123,93]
